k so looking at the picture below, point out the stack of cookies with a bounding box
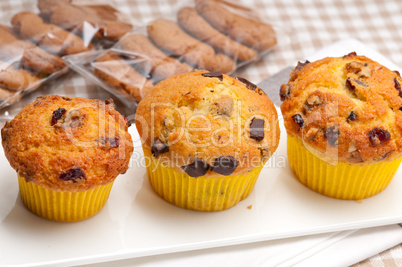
[0,0,133,107]
[91,0,277,103]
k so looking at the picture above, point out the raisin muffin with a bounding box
[135,70,280,211]
[1,95,133,221]
[280,52,402,200]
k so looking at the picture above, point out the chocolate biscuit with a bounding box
[195,0,276,51]
[177,7,258,61]
[119,33,192,82]
[11,12,90,56]
[147,18,235,74]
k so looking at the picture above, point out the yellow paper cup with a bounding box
[18,176,114,222]
[144,150,263,211]
[287,135,402,200]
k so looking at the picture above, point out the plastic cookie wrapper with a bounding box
[0,0,137,113]
[65,0,290,106]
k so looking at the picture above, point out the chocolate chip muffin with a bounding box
[1,95,133,221]
[135,70,280,211]
[280,52,402,200]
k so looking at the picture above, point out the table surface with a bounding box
[0,0,402,266]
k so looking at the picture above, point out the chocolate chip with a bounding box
[368,127,391,146]
[295,60,310,72]
[211,156,238,176]
[51,108,66,126]
[151,138,169,157]
[394,78,402,97]
[62,97,71,101]
[202,72,223,81]
[237,77,257,91]
[324,126,340,146]
[347,111,357,122]
[292,114,304,129]
[59,168,86,183]
[182,158,209,177]
[249,118,265,141]
[280,84,291,101]
[344,52,357,58]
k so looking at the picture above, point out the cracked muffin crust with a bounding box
[135,70,280,177]
[280,52,402,164]
[1,95,133,192]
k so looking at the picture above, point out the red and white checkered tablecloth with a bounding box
[0,0,401,265]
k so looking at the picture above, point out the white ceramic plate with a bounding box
[1,39,402,267]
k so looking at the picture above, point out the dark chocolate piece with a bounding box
[182,158,209,177]
[151,138,169,157]
[237,77,257,91]
[324,126,340,146]
[394,78,402,97]
[292,114,304,129]
[211,156,238,176]
[347,111,357,122]
[202,72,223,81]
[368,127,391,146]
[249,118,265,141]
[51,108,66,126]
[59,168,86,183]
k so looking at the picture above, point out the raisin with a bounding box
[347,111,357,122]
[280,84,291,101]
[249,118,265,141]
[394,78,402,97]
[395,71,401,78]
[62,97,71,101]
[324,126,340,146]
[202,72,223,81]
[51,108,66,126]
[292,114,304,129]
[59,168,86,183]
[182,158,209,177]
[211,156,238,176]
[151,138,169,157]
[368,127,391,146]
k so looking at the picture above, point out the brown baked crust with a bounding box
[0,60,40,91]
[177,7,258,62]
[147,18,235,74]
[280,53,402,164]
[0,25,66,74]
[37,0,132,41]
[119,33,193,82]
[195,0,276,51]
[1,95,133,192]
[135,70,280,176]
[11,12,91,56]
[93,51,154,102]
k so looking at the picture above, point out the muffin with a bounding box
[135,70,280,211]
[1,95,133,221]
[280,52,402,200]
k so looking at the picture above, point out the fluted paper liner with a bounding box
[287,135,402,200]
[18,176,113,222]
[144,149,263,211]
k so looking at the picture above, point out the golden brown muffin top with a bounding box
[1,95,133,192]
[135,70,280,177]
[280,53,402,164]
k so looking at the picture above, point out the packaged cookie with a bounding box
[280,52,402,200]
[1,95,133,221]
[135,70,280,211]
[65,0,284,104]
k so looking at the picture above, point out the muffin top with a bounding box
[280,52,402,164]
[135,70,280,177]
[1,95,133,192]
